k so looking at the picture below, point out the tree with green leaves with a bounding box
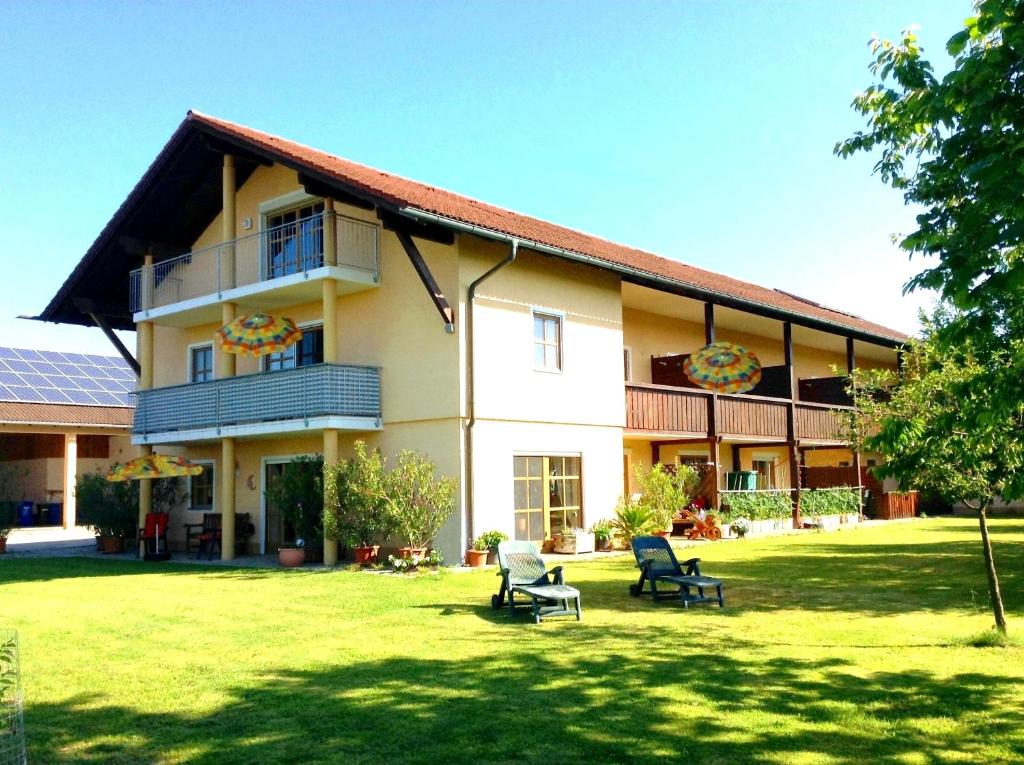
[848,314,1017,633]
[837,0,1024,634]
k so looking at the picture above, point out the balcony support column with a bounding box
[322,280,338,364]
[220,437,236,561]
[218,302,236,379]
[323,428,339,566]
[221,154,236,291]
[704,303,715,345]
[138,278,154,541]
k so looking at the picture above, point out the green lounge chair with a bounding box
[629,535,724,608]
[491,541,582,623]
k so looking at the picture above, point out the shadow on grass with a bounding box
[26,638,1024,764]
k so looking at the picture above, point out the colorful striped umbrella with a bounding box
[683,341,762,394]
[215,313,303,358]
[107,454,204,482]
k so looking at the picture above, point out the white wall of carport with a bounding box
[470,419,624,541]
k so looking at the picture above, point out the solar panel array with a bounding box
[0,347,135,408]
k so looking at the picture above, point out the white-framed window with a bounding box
[623,347,633,381]
[264,324,324,371]
[533,311,562,372]
[188,461,216,511]
[188,343,214,383]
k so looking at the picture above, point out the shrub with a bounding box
[265,455,324,545]
[324,442,393,549]
[385,450,456,550]
[801,488,860,517]
[76,471,138,538]
[720,490,792,521]
[634,463,699,531]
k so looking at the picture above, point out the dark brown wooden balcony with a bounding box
[625,382,854,444]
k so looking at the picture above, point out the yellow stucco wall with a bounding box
[461,239,624,426]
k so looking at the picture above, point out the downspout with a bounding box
[465,239,519,549]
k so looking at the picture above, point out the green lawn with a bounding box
[2,517,1023,764]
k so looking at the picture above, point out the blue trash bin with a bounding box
[17,501,34,527]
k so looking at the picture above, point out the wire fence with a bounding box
[0,630,26,765]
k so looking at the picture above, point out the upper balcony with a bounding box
[129,212,380,326]
[624,382,853,444]
[132,363,382,444]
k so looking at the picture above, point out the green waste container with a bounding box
[726,471,758,491]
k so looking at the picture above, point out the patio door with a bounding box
[263,461,290,553]
[513,455,582,543]
[265,201,325,279]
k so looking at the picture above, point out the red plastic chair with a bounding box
[139,512,171,561]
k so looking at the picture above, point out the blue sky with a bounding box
[0,1,967,355]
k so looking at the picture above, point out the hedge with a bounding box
[801,487,860,517]
[719,490,792,520]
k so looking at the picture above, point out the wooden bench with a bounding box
[184,512,255,559]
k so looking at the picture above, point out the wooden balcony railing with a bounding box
[625,382,854,444]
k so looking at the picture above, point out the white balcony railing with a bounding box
[129,212,379,313]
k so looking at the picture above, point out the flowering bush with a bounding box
[388,548,444,573]
[730,517,751,538]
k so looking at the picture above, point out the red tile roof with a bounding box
[0,402,132,428]
[192,111,906,343]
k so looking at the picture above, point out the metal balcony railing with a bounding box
[133,363,381,436]
[129,212,379,313]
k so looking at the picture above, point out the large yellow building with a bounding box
[39,112,905,563]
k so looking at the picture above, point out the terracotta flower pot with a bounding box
[486,549,498,565]
[353,545,379,565]
[465,549,488,567]
[278,547,306,568]
[100,536,124,554]
[399,546,428,560]
[595,537,614,552]
[652,529,672,539]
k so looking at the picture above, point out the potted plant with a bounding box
[324,442,393,565]
[611,496,655,542]
[265,456,325,567]
[76,471,137,553]
[730,517,750,539]
[466,535,490,567]
[385,450,456,559]
[591,520,614,551]
[474,530,508,565]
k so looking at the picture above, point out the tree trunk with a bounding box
[977,504,1008,634]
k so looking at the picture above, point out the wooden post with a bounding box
[323,428,339,566]
[731,444,740,473]
[846,337,863,516]
[704,303,715,345]
[220,437,236,561]
[784,322,800,527]
[708,388,720,508]
[62,433,77,529]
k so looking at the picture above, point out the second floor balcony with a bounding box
[133,363,382,444]
[129,212,380,325]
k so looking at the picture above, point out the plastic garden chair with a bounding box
[491,541,582,623]
[629,535,724,608]
[138,511,171,561]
